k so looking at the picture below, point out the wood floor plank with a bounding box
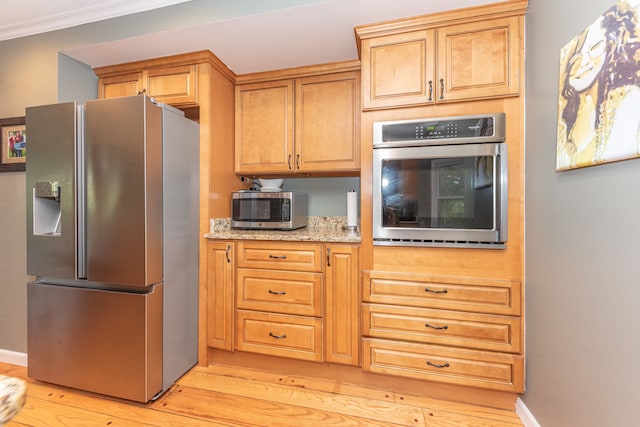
[285,375,397,403]
[422,408,523,426]
[397,393,522,425]
[196,364,291,385]
[179,368,425,426]
[161,384,411,427]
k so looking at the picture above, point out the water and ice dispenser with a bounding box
[33,181,61,236]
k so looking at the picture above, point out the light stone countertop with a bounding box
[205,216,361,243]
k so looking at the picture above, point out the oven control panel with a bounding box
[374,113,505,146]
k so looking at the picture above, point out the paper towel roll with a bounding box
[347,189,358,228]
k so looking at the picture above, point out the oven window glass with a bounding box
[381,156,494,230]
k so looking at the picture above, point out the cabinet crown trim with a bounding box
[94,50,236,83]
[235,60,361,85]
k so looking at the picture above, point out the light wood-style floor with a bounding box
[1,362,523,426]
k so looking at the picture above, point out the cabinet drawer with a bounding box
[237,242,323,272]
[363,271,521,316]
[363,338,523,393]
[236,310,322,361]
[237,269,322,316]
[363,304,521,353]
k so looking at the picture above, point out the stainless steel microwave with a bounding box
[372,113,508,248]
[231,191,308,230]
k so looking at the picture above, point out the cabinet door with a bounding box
[361,30,435,110]
[146,65,198,106]
[324,244,359,365]
[207,241,235,351]
[295,72,360,172]
[436,16,521,102]
[235,80,294,174]
[99,73,143,99]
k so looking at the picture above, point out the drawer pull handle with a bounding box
[439,78,445,100]
[269,332,287,339]
[268,290,286,295]
[326,247,331,267]
[288,155,292,170]
[427,361,450,369]
[225,245,231,263]
[424,288,448,294]
[428,80,433,101]
[425,323,448,330]
[269,255,287,259]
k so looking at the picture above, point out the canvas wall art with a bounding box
[556,0,640,170]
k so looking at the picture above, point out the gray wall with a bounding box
[524,0,640,425]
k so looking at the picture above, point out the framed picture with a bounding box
[556,0,640,170]
[0,117,26,172]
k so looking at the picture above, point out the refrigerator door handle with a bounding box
[76,105,87,279]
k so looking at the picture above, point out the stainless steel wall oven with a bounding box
[372,113,508,248]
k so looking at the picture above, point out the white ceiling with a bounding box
[3,0,498,75]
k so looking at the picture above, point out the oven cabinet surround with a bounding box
[234,62,360,176]
[95,51,240,366]
[206,240,360,366]
[356,0,528,397]
[355,1,526,110]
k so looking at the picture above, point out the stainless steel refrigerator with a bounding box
[25,95,199,402]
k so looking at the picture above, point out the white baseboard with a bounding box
[0,349,28,367]
[516,397,541,427]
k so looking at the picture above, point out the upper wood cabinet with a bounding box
[98,64,198,107]
[357,12,523,110]
[235,62,360,176]
[235,79,294,174]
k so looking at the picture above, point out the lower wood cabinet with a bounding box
[361,270,524,392]
[206,241,235,351]
[207,240,359,366]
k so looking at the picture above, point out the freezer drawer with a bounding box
[27,281,163,402]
